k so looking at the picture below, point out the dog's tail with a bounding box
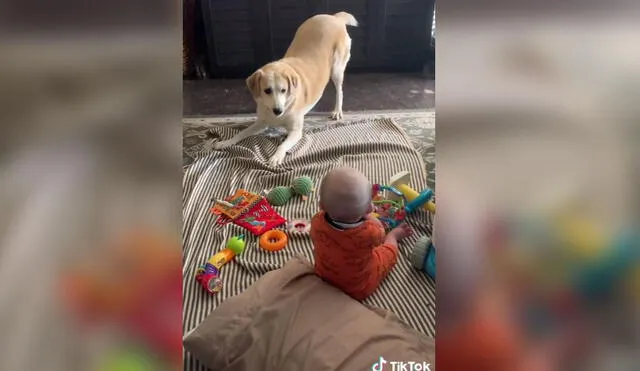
[333,11,358,27]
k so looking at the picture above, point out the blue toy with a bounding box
[410,236,436,280]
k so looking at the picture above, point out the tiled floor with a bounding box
[183,73,435,116]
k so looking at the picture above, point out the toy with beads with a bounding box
[388,171,436,214]
[195,235,246,294]
[371,184,407,229]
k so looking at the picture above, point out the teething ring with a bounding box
[259,230,288,251]
[287,219,311,234]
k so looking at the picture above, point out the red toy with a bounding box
[233,198,286,235]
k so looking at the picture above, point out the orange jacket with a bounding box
[311,212,398,300]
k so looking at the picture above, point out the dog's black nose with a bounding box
[273,108,282,115]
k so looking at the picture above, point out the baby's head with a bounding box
[319,167,373,223]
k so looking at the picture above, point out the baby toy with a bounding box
[371,175,435,230]
[211,189,261,220]
[410,236,436,280]
[195,235,246,294]
[233,198,287,235]
[266,186,293,206]
[212,191,287,235]
[291,176,314,200]
[388,171,436,214]
[371,184,408,229]
[266,176,315,205]
[287,219,311,234]
[259,230,288,251]
[195,263,223,294]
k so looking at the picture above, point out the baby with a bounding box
[311,167,413,300]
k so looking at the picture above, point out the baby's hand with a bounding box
[389,223,413,241]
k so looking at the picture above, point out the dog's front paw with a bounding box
[268,152,286,166]
[214,140,232,150]
[329,110,343,120]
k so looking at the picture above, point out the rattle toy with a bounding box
[287,219,311,233]
[410,236,436,280]
[195,235,246,294]
[259,230,288,251]
[266,176,315,205]
[388,171,436,214]
[195,263,223,294]
[210,234,246,268]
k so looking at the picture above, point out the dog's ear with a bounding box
[286,72,298,91]
[286,71,306,101]
[246,69,263,98]
[285,70,300,90]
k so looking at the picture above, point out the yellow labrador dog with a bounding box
[214,12,358,166]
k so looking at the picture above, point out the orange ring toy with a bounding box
[259,230,288,251]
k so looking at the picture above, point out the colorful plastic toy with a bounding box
[195,235,246,294]
[195,264,223,294]
[259,230,288,251]
[371,184,407,229]
[287,219,311,234]
[388,171,436,214]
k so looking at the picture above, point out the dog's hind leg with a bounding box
[329,37,352,120]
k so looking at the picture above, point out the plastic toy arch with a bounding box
[371,184,407,229]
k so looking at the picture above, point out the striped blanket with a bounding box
[183,118,435,370]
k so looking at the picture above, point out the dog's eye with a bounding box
[280,88,286,93]
[264,88,272,94]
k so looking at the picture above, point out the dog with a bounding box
[214,12,358,166]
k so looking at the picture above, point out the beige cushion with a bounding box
[183,257,435,371]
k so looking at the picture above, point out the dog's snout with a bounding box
[273,108,283,116]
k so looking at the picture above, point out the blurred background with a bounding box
[0,1,182,370]
[436,3,640,370]
[0,0,638,370]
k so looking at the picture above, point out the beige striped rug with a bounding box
[182,117,435,371]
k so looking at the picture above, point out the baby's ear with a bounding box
[366,202,374,214]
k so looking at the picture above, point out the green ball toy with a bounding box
[267,186,293,206]
[291,176,314,200]
[226,234,246,255]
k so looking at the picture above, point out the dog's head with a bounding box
[246,63,299,118]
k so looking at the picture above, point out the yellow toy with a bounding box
[388,171,436,214]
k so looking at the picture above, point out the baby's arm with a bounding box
[372,223,414,277]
